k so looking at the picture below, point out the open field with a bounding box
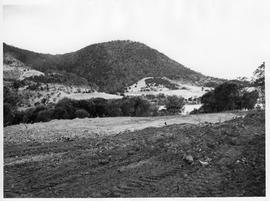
[4,111,265,197]
[4,113,238,144]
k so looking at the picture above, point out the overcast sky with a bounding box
[3,0,270,79]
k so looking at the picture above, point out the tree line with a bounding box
[4,93,186,126]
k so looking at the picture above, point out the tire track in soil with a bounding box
[106,166,183,197]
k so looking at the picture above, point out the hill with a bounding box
[3,41,225,93]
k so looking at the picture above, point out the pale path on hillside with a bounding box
[4,113,238,144]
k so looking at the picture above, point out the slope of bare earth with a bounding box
[4,113,237,144]
[4,111,265,197]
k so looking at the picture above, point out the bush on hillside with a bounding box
[165,95,185,114]
[145,77,179,90]
[241,90,259,110]
[55,98,76,119]
[75,109,90,118]
[12,110,25,125]
[201,82,241,113]
[36,109,54,122]
[74,99,96,117]
[4,86,20,108]
[105,100,123,116]
[121,97,136,116]
[92,98,108,117]
[52,106,69,119]
[133,96,152,116]
[252,62,265,108]
[4,103,15,126]
[22,105,47,123]
[200,82,260,113]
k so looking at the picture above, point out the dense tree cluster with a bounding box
[165,95,185,114]
[194,82,259,113]
[4,86,21,126]
[3,96,161,126]
[252,62,265,107]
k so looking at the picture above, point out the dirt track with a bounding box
[4,111,265,197]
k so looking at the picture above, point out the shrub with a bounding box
[4,86,20,108]
[145,77,178,90]
[200,81,260,113]
[52,106,69,119]
[145,94,156,100]
[133,97,151,116]
[120,96,152,116]
[55,98,76,119]
[36,109,53,122]
[148,104,159,116]
[74,99,96,117]
[165,95,185,114]
[121,97,136,116]
[252,62,265,108]
[106,100,122,116]
[75,109,90,118]
[92,98,108,117]
[201,82,241,112]
[13,110,25,125]
[22,108,36,123]
[22,105,46,123]
[241,90,259,109]
[4,103,15,126]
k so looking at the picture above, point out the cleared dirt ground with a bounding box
[4,111,265,197]
[4,113,237,144]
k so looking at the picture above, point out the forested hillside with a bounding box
[4,41,224,93]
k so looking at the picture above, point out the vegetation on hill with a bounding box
[145,77,179,90]
[165,95,185,113]
[191,63,265,114]
[3,41,224,93]
[252,62,265,106]
[3,86,22,126]
[200,82,259,113]
[25,72,90,86]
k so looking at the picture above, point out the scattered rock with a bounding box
[98,159,109,165]
[199,160,209,166]
[183,154,194,164]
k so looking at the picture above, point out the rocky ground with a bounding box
[4,111,265,197]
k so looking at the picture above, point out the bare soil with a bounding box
[4,112,237,144]
[4,111,265,197]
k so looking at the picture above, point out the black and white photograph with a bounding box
[2,0,268,198]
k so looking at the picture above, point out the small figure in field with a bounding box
[164,122,167,126]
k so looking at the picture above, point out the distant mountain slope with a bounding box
[125,77,213,99]
[3,41,225,93]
